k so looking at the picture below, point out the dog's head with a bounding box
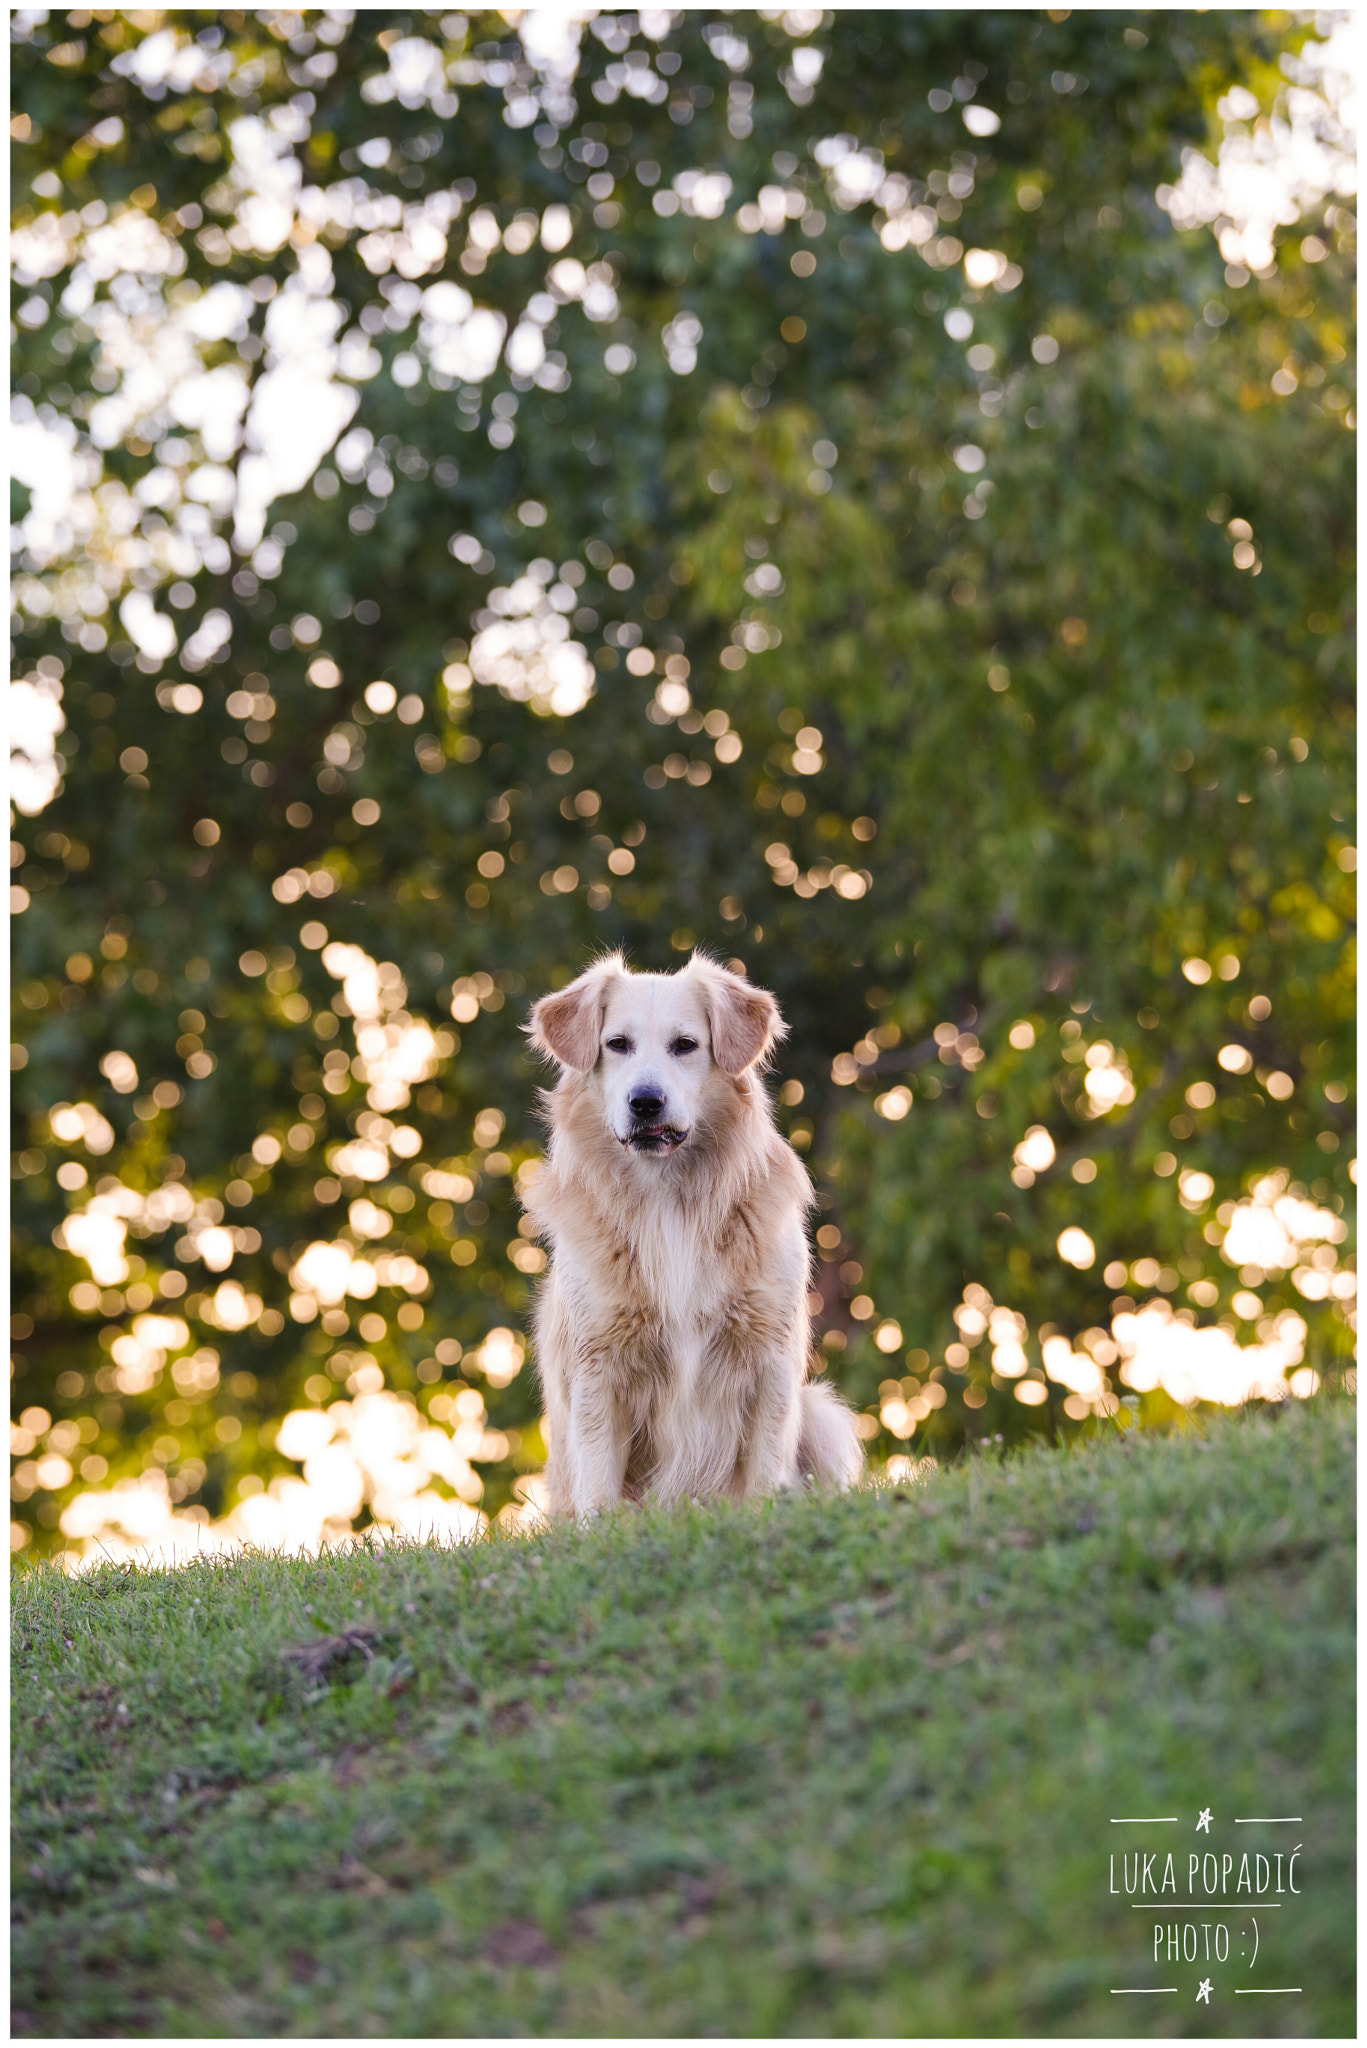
[527,952,785,1157]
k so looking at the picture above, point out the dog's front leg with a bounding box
[564,1370,630,1516]
[738,1347,803,1500]
[664,1301,802,1504]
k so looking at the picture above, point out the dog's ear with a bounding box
[691,956,787,1076]
[526,956,623,1072]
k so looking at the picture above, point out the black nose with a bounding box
[629,1087,664,1122]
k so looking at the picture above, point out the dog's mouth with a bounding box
[622,1123,689,1154]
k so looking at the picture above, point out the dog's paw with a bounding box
[576,1501,629,1525]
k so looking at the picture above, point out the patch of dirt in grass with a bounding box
[481,1917,560,1970]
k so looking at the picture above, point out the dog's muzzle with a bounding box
[622,1121,689,1154]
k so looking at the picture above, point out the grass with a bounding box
[11,1401,1354,2038]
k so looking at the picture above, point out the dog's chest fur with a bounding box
[566,1186,756,1348]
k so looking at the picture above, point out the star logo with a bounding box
[1196,1808,1212,1832]
[1196,1978,1212,2004]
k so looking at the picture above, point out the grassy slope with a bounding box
[11,1403,1354,2039]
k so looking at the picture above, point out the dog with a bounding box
[521,950,864,1517]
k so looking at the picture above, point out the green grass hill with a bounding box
[12,1402,1354,2037]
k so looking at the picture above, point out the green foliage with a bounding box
[11,1404,1355,2034]
[10,10,1356,1553]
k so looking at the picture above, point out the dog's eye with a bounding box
[670,1037,699,1057]
[604,1035,633,1055]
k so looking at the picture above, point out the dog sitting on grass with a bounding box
[521,951,864,1517]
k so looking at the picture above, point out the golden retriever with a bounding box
[521,951,864,1516]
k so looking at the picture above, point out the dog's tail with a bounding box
[797,1379,864,1490]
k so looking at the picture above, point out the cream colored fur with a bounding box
[521,951,864,1516]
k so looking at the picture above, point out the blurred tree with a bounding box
[10,9,1356,1555]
